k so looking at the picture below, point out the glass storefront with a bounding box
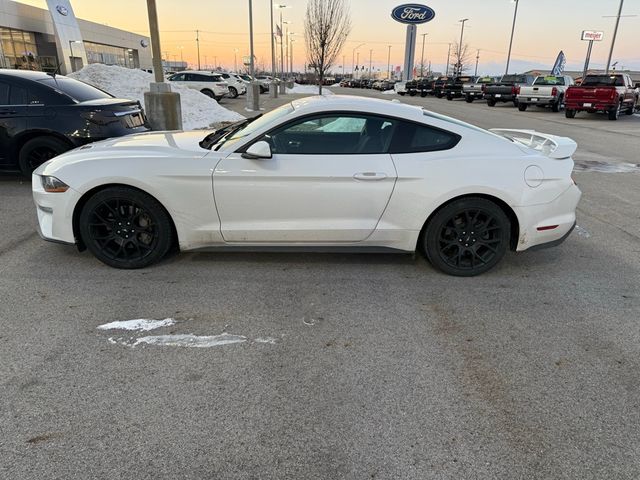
[84,41,139,69]
[0,27,57,71]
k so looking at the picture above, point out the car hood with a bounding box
[37,130,215,176]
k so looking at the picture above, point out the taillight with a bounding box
[551,87,558,96]
[512,86,520,95]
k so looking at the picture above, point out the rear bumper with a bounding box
[488,94,516,102]
[517,95,558,105]
[565,101,615,111]
[514,184,582,252]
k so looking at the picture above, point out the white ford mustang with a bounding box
[32,96,581,276]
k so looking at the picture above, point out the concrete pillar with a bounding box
[270,81,278,98]
[144,82,182,131]
[279,80,286,94]
[246,82,260,111]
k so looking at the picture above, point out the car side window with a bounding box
[9,85,43,105]
[264,114,397,155]
[389,121,460,154]
[0,82,9,105]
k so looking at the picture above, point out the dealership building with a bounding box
[0,0,152,74]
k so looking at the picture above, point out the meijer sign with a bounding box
[581,31,604,42]
[391,4,436,24]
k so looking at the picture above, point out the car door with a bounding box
[213,113,398,243]
[0,80,28,166]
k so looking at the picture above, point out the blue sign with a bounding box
[391,4,435,24]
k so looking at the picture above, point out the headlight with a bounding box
[41,176,70,193]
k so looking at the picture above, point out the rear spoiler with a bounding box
[490,129,577,159]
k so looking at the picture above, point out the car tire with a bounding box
[398,92,406,96]
[513,100,519,107]
[423,197,510,277]
[446,94,453,101]
[201,89,215,99]
[18,136,70,176]
[487,99,496,107]
[518,103,528,112]
[608,102,621,121]
[465,95,473,103]
[420,91,428,97]
[625,102,634,115]
[565,109,576,119]
[552,96,563,113]
[229,87,238,99]
[79,186,175,269]
[409,91,417,96]
[436,93,443,98]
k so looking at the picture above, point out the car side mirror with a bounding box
[242,140,272,160]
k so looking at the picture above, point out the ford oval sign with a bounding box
[391,4,435,24]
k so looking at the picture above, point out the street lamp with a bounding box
[283,21,292,80]
[234,48,238,72]
[369,49,373,79]
[274,4,291,81]
[419,33,428,77]
[505,0,520,75]
[604,0,637,73]
[445,43,451,75]
[457,19,469,75]
[387,45,392,80]
[352,43,364,77]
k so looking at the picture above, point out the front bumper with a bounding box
[32,174,80,245]
[514,184,582,252]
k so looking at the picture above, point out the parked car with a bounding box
[463,76,496,103]
[432,76,453,98]
[217,72,247,98]
[564,73,637,120]
[32,96,581,277]
[394,81,407,96]
[406,77,434,97]
[516,75,574,112]
[484,74,536,107]
[444,76,477,101]
[380,80,396,91]
[167,71,229,101]
[0,69,149,175]
[254,75,274,93]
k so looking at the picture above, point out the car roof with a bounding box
[0,69,63,80]
[291,95,425,121]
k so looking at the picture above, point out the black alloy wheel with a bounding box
[79,187,174,269]
[424,198,510,276]
[18,136,70,176]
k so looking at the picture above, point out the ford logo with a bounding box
[56,5,69,16]
[391,4,435,24]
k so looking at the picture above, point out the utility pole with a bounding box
[343,54,346,77]
[369,49,373,79]
[352,43,364,77]
[387,45,391,79]
[505,0,519,75]
[457,18,468,75]
[196,29,200,70]
[474,49,480,76]
[445,43,451,75]
[247,0,259,110]
[420,33,428,77]
[356,51,360,79]
[270,0,276,79]
[605,0,628,73]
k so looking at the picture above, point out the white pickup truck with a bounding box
[516,75,574,112]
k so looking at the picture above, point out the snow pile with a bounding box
[97,318,176,331]
[382,89,397,95]
[287,83,334,95]
[69,64,244,130]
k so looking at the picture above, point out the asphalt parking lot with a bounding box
[1,88,639,480]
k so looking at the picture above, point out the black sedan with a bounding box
[0,70,150,175]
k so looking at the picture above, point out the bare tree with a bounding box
[304,0,351,94]
[451,42,471,75]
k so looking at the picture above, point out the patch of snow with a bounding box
[133,333,247,348]
[97,318,176,331]
[330,83,341,87]
[286,83,334,95]
[68,64,244,130]
[254,337,277,344]
[381,89,397,95]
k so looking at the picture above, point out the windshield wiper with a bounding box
[199,114,263,150]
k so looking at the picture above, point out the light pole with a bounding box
[369,49,373,79]
[247,0,259,110]
[474,49,480,76]
[290,38,295,78]
[356,51,360,79]
[352,43,364,77]
[604,0,636,73]
[196,30,200,70]
[419,33,428,77]
[343,54,346,76]
[270,0,277,79]
[457,19,468,75]
[505,0,520,75]
[283,21,292,80]
[445,43,451,75]
[387,45,391,80]
[234,49,238,72]
[179,46,184,64]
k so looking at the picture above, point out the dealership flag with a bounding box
[276,24,282,37]
[551,51,566,76]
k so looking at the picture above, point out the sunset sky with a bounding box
[15,0,640,74]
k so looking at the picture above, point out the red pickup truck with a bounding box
[564,74,638,120]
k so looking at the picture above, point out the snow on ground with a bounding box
[286,83,334,95]
[69,64,244,130]
[381,89,397,95]
[133,333,247,348]
[97,318,176,331]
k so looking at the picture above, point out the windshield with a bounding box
[534,76,566,86]
[204,103,295,151]
[501,75,527,84]
[582,75,623,87]
[38,77,113,102]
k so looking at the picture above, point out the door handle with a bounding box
[353,172,388,181]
